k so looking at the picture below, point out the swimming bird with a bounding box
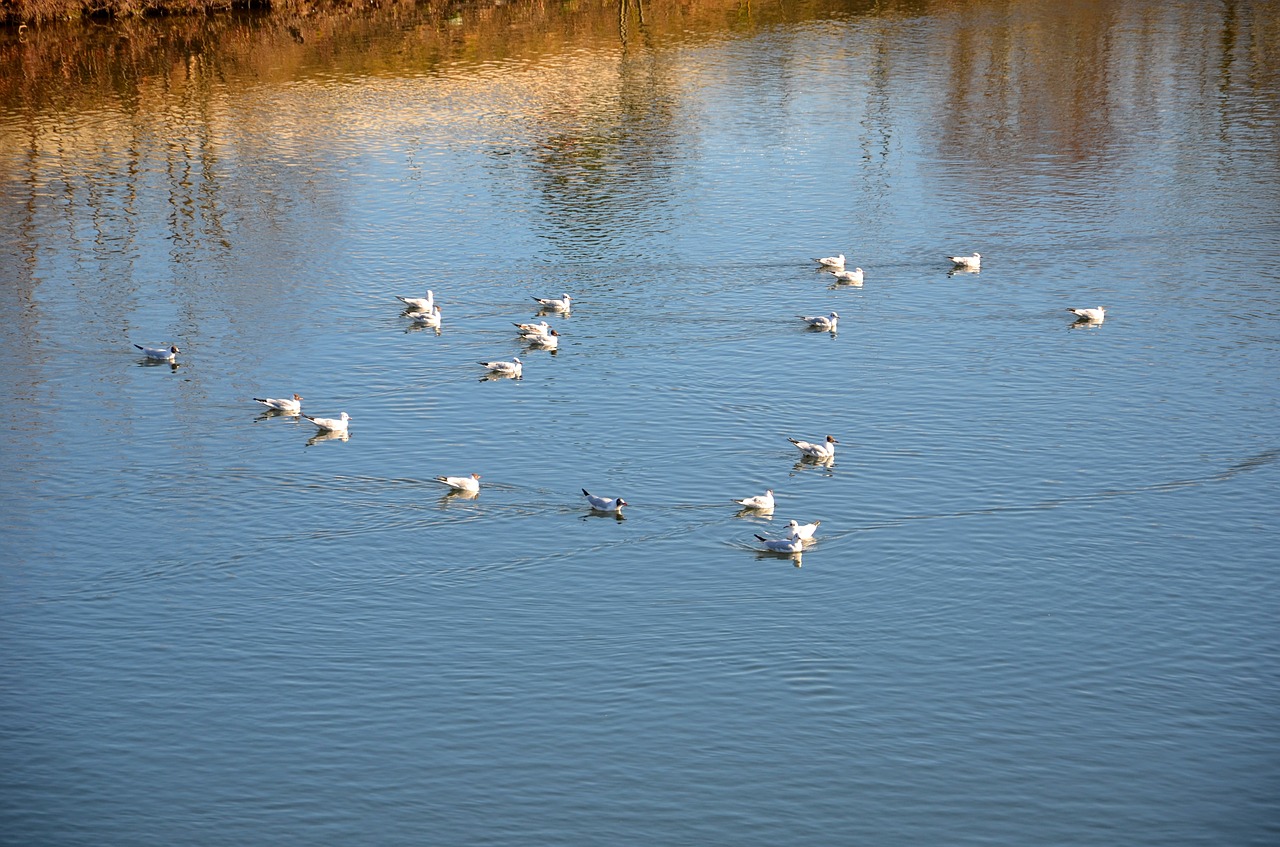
[396,290,434,311]
[522,329,559,348]
[304,412,350,432]
[755,534,804,553]
[799,312,839,331]
[948,252,981,269]
[134,344,180,361]
[514,320,551,335]
[254,394,303,414]
[814,254,845,269]
[434,473,481,494]
[831,268,864,284]
[733,489,775,511]
[478,357,522,378]
[1067,306,1106,323]
[785,519,821,541]
[410,306,442,327]
[533,293,572,312]
[789,434,838,461]
[583,489,627,512]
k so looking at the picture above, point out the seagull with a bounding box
[583,489,627,512]
[533,293,572,312]
[134,344,180,361]
[434,473,481,494]
[304,412,350,432]
[831,268,864,284]
[514,320,551,335]
[410,306,442,327]
[396,290,434,311]
[814,254,845,269]
[522,329,559,348]
[948,252,981,269]
[1067,306,1106,323]
[732,489,775,511]
[789,434,838,461]
[478,357,522,378]
[799,312,839,331]
[785,519,821,541]
[755,534,804,553]
[254,394,303,414]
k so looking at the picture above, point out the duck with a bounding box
[522,329,559,349]
[478,357,522,378]
[948,252,981,269]
[755,534,804,553]
[254,393,303,414]
[732,489,775,511]
[396,290,435,311]
[582,489,627,512]
[799,312,839,331]
[304,412,350,433]
[434,473,481,494]
[785,519,821,541]
[533,293,572,312]
[134,344,180,361]
[814,254,845,269]
[1067,306,1106,323]
[831,268,864,284]
[410,306,442,327]
[789,434,838,461]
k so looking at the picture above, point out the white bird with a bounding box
[522,329,559,349]
[134,343,180,361]
[304,412,350,432]
[799,312,839,331]
[583,488,627,512]
[478,357,522,378]
[434,473,481,494]
[733,489,775,511]
[948,252,981,269]
[533,293,572,312]
[785,519,821,541]
[1067,306,1106,322]
[254,393,303,414]
[396,290,435,311]
[831,268,864,284]
[514,320,551,335]
[755,533,804,553]
[814,254,845,268]
[789,434,838,460]
[410,306,442,327]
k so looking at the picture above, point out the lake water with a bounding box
[2,0,1279,843]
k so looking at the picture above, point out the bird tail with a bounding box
[133,344,144,351]
[253,398,268,404]
[582,489,591,497]
[755,534,769,542]
[788,438,800,445]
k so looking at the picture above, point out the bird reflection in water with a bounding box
[306,430,350,447]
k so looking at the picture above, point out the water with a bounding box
[2,1,1278,844]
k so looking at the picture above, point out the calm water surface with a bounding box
[2,0,1279,844]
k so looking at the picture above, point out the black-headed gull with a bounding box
[755,534,804,553]
[831,268,863,284]
[478,357,522,378]
[948,252,981,269]
[254,394,303,414]
[582,489,627,512]
[732,489,775,511]
[1067,306,1106,323]
[522,329,559,349]
[134,343,180,361]
[799,312,839,331]
[304,412,350,432]
[532,293,572,312]
[785,519,821,541]
[814,254,845,269]
[410,306,442,327]
[397,290,434,311]
[789,434,838,461]
[435,473,481,494]
[514,320,551,335]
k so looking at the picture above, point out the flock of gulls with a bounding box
[133,250,1107,564]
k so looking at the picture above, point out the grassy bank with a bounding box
[3,0,411,26]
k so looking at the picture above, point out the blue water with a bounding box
[2,1,1279,844]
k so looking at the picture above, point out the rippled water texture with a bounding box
[2,1,1278,844]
